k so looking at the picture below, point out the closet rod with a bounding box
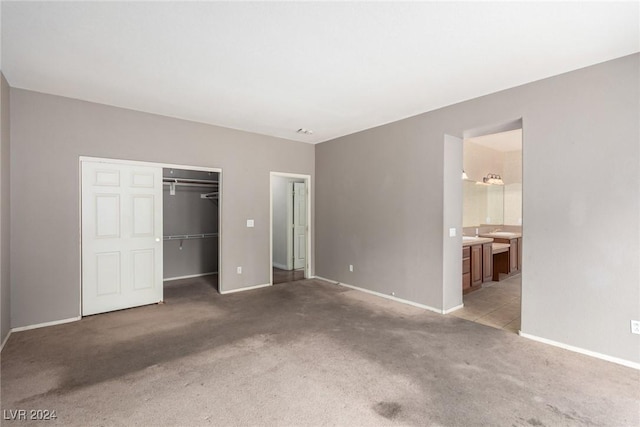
[163,233,218,241]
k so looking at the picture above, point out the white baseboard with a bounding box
[519,331,640,370]
[0,330,12,352]
[272,262,289,271]
[11,316,81,333]
[220,283,271,295]
[163,272,217,282]
[443,303,464,314]
[314,276,444,314]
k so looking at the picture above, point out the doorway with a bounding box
[162,167,220,294]
[270,172,311,285]
[452,128,523,333]
[80,157,222,316]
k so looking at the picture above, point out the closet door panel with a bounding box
[82,160,163,316]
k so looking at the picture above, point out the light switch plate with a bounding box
[246,219,254,228]
[449,228,456,237]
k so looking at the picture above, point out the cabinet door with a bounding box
[482,243,492,282]
[509,238,518,273]
[462,272,471,290]
[517,237,522,271]
[462,248,471,290]
[471,245,482,287]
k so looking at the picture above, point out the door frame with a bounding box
[444,118,524,317]
[269,172,312,285]
[79,156,223,316]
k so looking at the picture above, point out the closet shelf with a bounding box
[163,233,218,241]
[163,177,219,188]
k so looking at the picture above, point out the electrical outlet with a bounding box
[449,228,456,237]
[237,266,242,274]
[349,264,353,272]
[631,320,640,335]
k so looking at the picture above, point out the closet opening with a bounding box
[163,168,220,293]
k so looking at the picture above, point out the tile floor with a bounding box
[450,274,521,333]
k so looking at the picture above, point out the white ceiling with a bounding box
[466,129,522,153]
[2,2,638,144]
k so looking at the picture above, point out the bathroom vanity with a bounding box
[479,232,522,279]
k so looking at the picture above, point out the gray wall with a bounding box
[163,169,219,280]
[1,72,10,345]
[10,89,314,328]
[442,135,463,312]
[316,53,639,364]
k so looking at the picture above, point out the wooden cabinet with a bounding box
[491,236,522,277]
[462,244,485,294]
[508,238,518,273]
[462,246,471,291]
[471,244,482,287]
[482,242,492,282]
[518,237,523,271]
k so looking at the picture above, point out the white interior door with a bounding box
[82,161,163,316]
[293,182,306,270]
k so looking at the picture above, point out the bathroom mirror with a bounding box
[463,180,504,226]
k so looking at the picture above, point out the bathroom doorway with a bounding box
[452,128,523,333]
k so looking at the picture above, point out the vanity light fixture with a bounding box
[462,170,469,180]
[483,173,504,185]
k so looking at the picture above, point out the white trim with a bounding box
[79,156,222,174]
[11,316,81,333]
[269,172,312,286]
[314,276,444,314]
[163,272,217,282]
[443,303,464,314]
[519,331,640,370]
[219,283,270,295]
[272,262,289,271]
[0,330,12,352]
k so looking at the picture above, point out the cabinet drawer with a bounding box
[462,246,470,259]
[462,258,470,274]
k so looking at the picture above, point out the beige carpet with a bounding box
[1,276,638,426]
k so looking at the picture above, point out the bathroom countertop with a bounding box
[462,236,494,247]
[478,231,522,239]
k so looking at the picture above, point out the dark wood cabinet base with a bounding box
[491,237,522,281]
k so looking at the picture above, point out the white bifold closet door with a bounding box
[81,161,163,316]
